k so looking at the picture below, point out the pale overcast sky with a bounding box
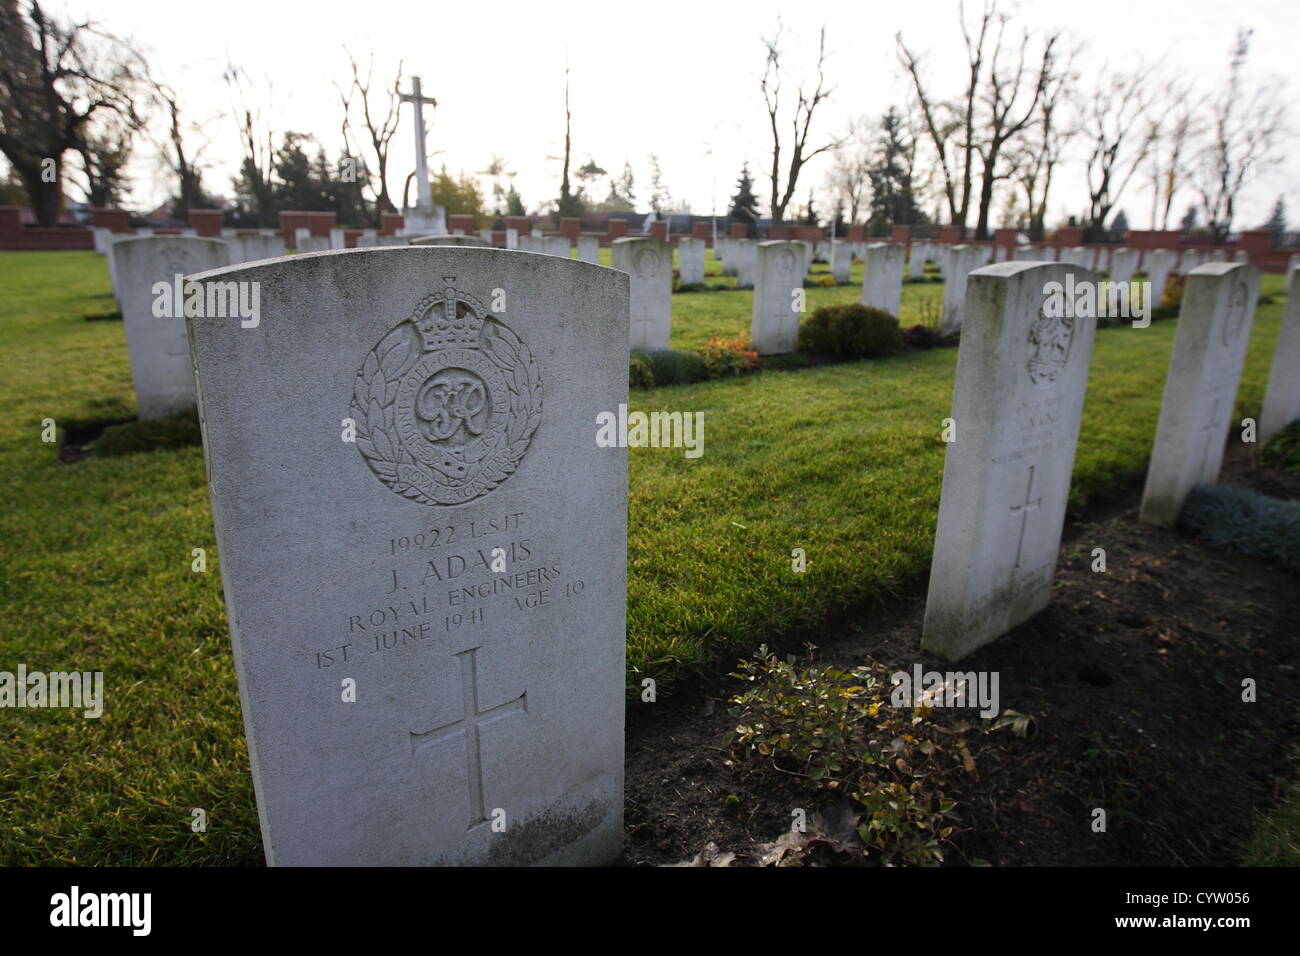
[46,0,1300,230]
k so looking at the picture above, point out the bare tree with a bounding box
[1010,45,1078,240]
[1144,80,1198,231]
[1193,29,1286,243]
[0,0,146,224]
[224,63,276,225]
[336,48,402,225]
[970,18,1061,238]
[760,22,840,224]
[897,0,992,236]
[1082,64,1158,240]
[153,83,215,218]
[826,116,871,225]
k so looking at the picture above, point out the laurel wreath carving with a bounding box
[351,316,542,505]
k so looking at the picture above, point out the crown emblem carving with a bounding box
[412,276,487,350]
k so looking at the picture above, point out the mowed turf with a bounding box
[0,250,1287,863]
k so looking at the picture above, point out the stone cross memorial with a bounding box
[860,243,904,316]
[1139,263,1261,525]
[186,246,629,865]
[750,240,807,355]
[112,235,231,419]
[923,261,1100,660]
[1260,268,1300,445]
[611,237,672,351]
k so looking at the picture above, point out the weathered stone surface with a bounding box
[860,243,904,316]
[185,247,628,866]
[1139,263,1261,525]
[611,237,672,351]
[111,235,231,419]
[677,237,705,285]
[1260,268,1300,445]
[750,240,807,355]
[922,261,1100,660]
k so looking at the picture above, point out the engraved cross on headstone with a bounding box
[1195,394,1225,478]
[400,76,437,213]
[410,646,527,830]
[1009,464,1044,568]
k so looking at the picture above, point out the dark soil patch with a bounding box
[620,443,1300,866]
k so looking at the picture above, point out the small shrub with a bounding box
[699,334,760,379]
[1260,420,1300,474]
[1152,273,1184,321]
[798,303,904,359]
[725,646,973,866]
[645,349,708,386]
[1179,485,1300,573]
[629,352,655,390]
[902,324,942,350]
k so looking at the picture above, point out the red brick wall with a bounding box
[381,213,404,236]
[90,208,131,233]
[691,222,711,244]
[607,219,629,240]
[448,214,477,234]
[559,218,582,240]
[188,209,223,238]
[279,211,337,245]
[730,223,748,239]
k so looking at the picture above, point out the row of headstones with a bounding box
[107,239,1300,867]
[923,258,1300,666]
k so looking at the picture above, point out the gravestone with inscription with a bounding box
[612,237,672,351]
[830,241,852,284]
[940,245,983,334]
[860,243,904,316]
[111,235,230,418]
[1260,268,1300,445]
[186,246,628,865]
[733,239,757,289]
[750,240,807,355]
[1145,249,1178,305]
[923,261,1100,659]
[678,237,705,285]
[1139,263,1261,525]
[576,236,600,265]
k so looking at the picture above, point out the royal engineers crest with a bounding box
[1026,306,1075,385]
[351,277,542,506]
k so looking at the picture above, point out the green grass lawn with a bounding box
[0,250,1287,864]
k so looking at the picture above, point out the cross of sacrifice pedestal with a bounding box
[400,76,437,213]
[410,646,528,830]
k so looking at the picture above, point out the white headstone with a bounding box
[1260,268,1300,445]
[1139,263,1261,525]
[480,229,494,246]
[719,238,737,277]
[860,243,905,316]
[1013,245,1044,262]
[1233,250,1248,264]
[923,261,1100,660]
[297,235,330,254]
[505,229,518,250]
[909,242,927,277]
[612,237,672,351]
[356,234,406,248]
[410,235,490,247]
[750,241,807,355]
[732,239,757,289]
[1145,249,1178,305]
[940,245,983,334]
[518,236,545,253]
[830,241,852,284]
[186,248,628,866]
[1108,248,1139,285]
[111,235,230,419]
[329,228,346,250]
[92,227,111,255]
[229,233,287,263]
[677,237,705,285]
[294,228,311,248]
[1209,249,1227,263]
[544,236,571,258]
[576,236,600,264]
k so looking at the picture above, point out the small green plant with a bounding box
[1260,420,1300,473]
[1179,484,1300,573]
[798,303,904,359]
[644,349,708,386]
[699,334,760,379]
[725,644,974,865]
[85,409,202,457]
[629,351,655,389]
[1152,273,1184,321]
